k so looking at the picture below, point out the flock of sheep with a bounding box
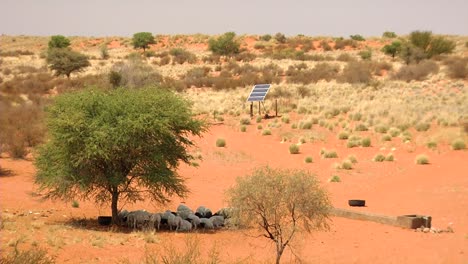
[118,204,233,232]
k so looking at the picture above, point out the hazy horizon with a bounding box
[1,0,467,37]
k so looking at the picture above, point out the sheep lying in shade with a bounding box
[199,218,214,229]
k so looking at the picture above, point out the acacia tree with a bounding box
[132,32,156,52]
[46,48,90,78]
[35,87,206,224]
[382,41,402,59]
[227,167,331,264]
[48,35,71,49]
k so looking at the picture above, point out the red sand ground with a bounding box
[1,115,467,263]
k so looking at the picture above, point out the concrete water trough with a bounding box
[331,208,431,229]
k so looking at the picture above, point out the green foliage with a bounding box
[350,34,365,41]
[427,37,456,57]
[385,154,394,161]
[373,154,386,162]
[262,129,272,136]
[256,116,262,123]
[216,138,226,147]
[35,88,206,224]
[208,32,240,56]
[451,139,466,150]
[132,32,156,52]
[359,49,372,60]
[415,123,431,132]
[46,48,90,78]
[426,140,437,149]
[274,32,287,43]
[305,156,313,163]
[240,117,250,125]
[48,35,70,49]
[108,71,122,88]
[289,144,300,154]
[240,125,247,132]
[227,166,330,264]
[382,31,397,38]
[410,31,432,51]
[382,41,402,58]
[340,160,353,170]
[321,149,338,158]
[260,34,272,41]
[381,134,392,141]
[415,154,429,164]
[169,48,197,64]
[71,200,79,208]
[330,175,341,182]
[398,42,426,64]
[338,131,349,140]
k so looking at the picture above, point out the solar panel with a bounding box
[246,84,271,102]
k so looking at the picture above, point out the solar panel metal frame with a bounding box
[246,84,271,102]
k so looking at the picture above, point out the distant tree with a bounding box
[35,87,206,225]
[350,34,365,41]
[274,32,287,43]
[427,36,456,58]
[208,32,240,56]
[409,31,432,51]
[382,31,397,38]
[132,32,156,52]
[48,35,71,49]
[382,41,402,59]
[399,42,426,64]
[260,34,272,41]
[227,166,331,264]
[46,48,90,78]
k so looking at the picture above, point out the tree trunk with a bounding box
[111,189,120,225]
[275,244,285,264]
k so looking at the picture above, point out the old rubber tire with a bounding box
[98,216,112,226]
[348,200,366,207]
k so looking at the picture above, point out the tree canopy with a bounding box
[46,48,90,78]
[227,166,331,264]
[208,32,240,56]
[48,35,71,49]
[35,87,206,224]
[132,32,156,52]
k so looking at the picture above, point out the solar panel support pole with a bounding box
[258,101,261,116]
[250,102,253,118]
[275,99,278,117]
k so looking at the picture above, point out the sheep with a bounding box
[177,204,193,220]
[196,206,213,218]
[199,218,214,229]
[210,215,225,228]
[149,213,162,231]
[161,210,175,226]
[187,213,201,229]
[127,210,150,229]
[167,214,182,231]
[178,219,192,232]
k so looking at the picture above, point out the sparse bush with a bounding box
[71,200,79,208]
[392,60,439,81]
[100,45,109,59]
[444,56,468,79]
[274,33,287,43]
[451,139,466,150]
[109,71,122,88]
[361,137,371,147]
[321,149,338,158]
[359,49,372,60]
[262,129,272,136]
[385,154,394,161]
[373,154,385,162]
[415,154,429,164]
[281,116,290,124]
[338,61,373,84]
[335,39,357,50]
[346,139,360,148]
[355,123,368,131]
[209,32,240,56]
[338,131,349,140]
[300,121,313,130]
[415,123,430,132]
[340,160,353,170]
[374,124,389,134]
[427,36,456,58]
[382,31,397,38]
[257,124,263,130]
[216,138,226,147]
[388,127,401,137]
[336,53,355,62]
[305,156,313,163]
[350,35,365,41]
[289,144,300,154]
[382,41,402,59]
[330,175,341,182]
[296,86,311,98]
[256,116,262,123]
[260,34,272,41]
[240,125,247,132]
[320,40,332,51]
[169,48,196,64]
[426,140,437,149]
[347,155,358,163]
[240,117,251,125]
[381,134,392,141]
[0,245,55,264]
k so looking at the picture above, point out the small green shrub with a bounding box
[346,140,360,148]
[354,123,368,131]
[382,31,397,38]
[426,140,437,149]
[240,117,251,125]
[373,154,386,162]
[257,124,263,130]
[71,200,79,208]
[415,123,430,132]
[291,123,297,129]
[340,160,353,170]
[304,156,313,163]
[216,138,226,147]
[262,129,271,136]
[281,116,290,124]
[338,131,349,140]
[329,175,341,182]
[375,125,389,134]
[347,155,358,163]
[451,139,466,150]
[300,121,313,130]
[381,134,392,142]
[415,154,429,164]
[350,34,365,41]
[240,125,247,132]
[322,149,338,158]
[256,116,262,123]
[361,137,371,147]
[359,49,372,60]
[289,144,300,154]
[388,127,401,137]
[385,154,394,161]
